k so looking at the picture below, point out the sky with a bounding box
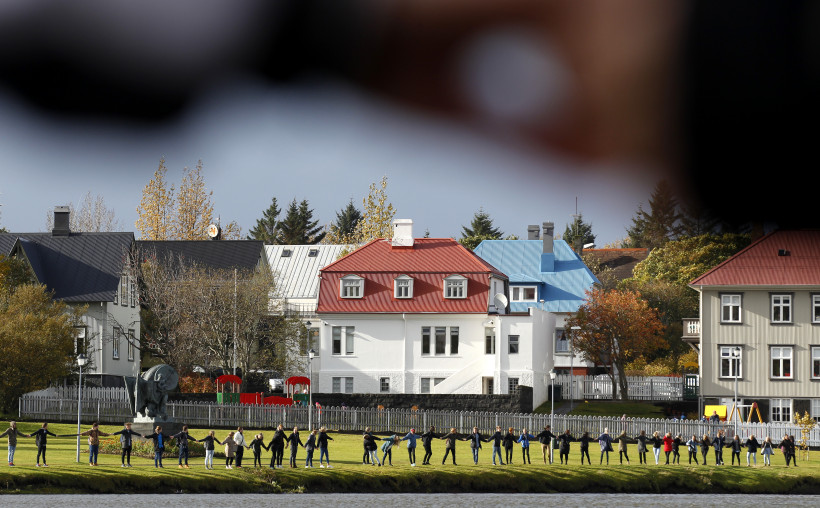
[0,78,660,248]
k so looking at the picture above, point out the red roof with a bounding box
[317,238,506,314]
[690,230,820,286]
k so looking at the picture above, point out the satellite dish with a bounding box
[207,224,220,239]
[493,293,508,315]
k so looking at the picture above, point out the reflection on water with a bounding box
[6,494,818,508]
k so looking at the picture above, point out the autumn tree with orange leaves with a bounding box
[565,288,665,400]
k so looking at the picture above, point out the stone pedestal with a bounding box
[130,416,185,439]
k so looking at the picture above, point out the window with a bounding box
[771,294,793,323]
[301,327,320,356]
[394,275,413,299]
[75,326,88,356]
[420,377,445,394]
[511,286,537,302]
[112,326,120,359]
[485,327,495,355]
[423,326,459,355]
[508,377,520,395]
[120,275,128,306]
[813,295,820,324]
[555,329,569,353]
[308,249,318,257]
[450,327,459,355]
[332,377,353,393]
[443,275,467,299]
[721,294,742,323]
[340,275,364,298]
[435,327,447,355]
[508,335,520,354]
[127,329,136,362]
[812,399,820,422]
[771,346,793,379]
[281,249,292,258]
[422,327,431,355]
[719,346,742,378]
[332,326,355,355]
[813,347,820,379]
[771,398,792,422]
[380,377,390,393]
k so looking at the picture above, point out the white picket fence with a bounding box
[552,375,696,401]
[18,396,819,446]
[24,386,130,401]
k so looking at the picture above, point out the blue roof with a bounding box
[473,239,599,313]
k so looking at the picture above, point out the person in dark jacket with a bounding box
[744,434,760,466]
[536,425,556,464]
[363,428,382,465]
[488,425,505,465]
[596,428,614,465]
[196,430,222,469]
[143,425,172,468]
[557,430,574,465]
[634,430,650,464]
[30,422,56,467]
[579,432,592,465]
[112,422,142,468]
[317,427,333,468]
[286,426,304,468]
[700,434,711,465]
[788,435,798,467]
[304,429,317,468]
[672,434,682,464]
[502,427,516,465]
[268,425,286,469]
[440,428,466,465]
[650,431,663,465]
[779,434,795,467]
[421,426,437,465]
[467,427,487,465]
[172,425,196,468]
[248,433,268,468]
[362,427,374,464]
[713,430,726,465]
[727,434,742,466]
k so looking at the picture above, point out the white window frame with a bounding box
[112,326,120,360]
[380,377,390,393]
[812,294,820,324]
[420,377,444,394]
[812,346,820,380]
[127,329,136,362]
[332,376,354,394]
[340,275,364,299]
[771,294,793,324]
[120,274,128,306]
[555,329,569,354]
[811,399,820,422]
[394,275,413,299]
[75,326,88,356]
[332,326,355,355]
[508,334,520,354]
[720,294,742,323]
[770,346,793,379]
[719,346,742,379]
[485,327,495,355]
[511,286,538,302]
[508,377,520,395]
[443,275,467,299]
[770,398,792,422]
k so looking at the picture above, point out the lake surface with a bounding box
[6,494,819,507]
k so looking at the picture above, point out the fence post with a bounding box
[650,379,654,400]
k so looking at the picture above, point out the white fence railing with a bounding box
[24,386,130,401]
[552,375,697,401]
[18,396,817,446]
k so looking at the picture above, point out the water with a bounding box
[6,494,819,507]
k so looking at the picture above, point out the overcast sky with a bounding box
[0,78,660,247]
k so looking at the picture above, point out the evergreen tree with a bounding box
[278,199,325,245]
[459,208,503,250]
[247,197,282,244]
[330,200,361,240]
[625,180,682,250]
[562,214,596,251]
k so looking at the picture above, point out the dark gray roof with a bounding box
[135,240,265,272]
[0,232,134,303]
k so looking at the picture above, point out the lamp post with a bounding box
[549,369,556,463]
[570,326,581,412]
[308,348,315,432]
[732,346,741,436]
[76,353,87,463]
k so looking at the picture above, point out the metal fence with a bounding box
[19,396,818,446]
[552,375,698,401]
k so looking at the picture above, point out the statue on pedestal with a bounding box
[125,364,183,437]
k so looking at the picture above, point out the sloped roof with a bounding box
[0,232,134,302]
[473,239,599,313]
[317,238,506,314]
[690,229,820,286]
[136,240,265,272]
[265,244,349,299]
[584,248,649,281]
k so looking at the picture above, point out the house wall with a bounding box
[700,287,820,419]
[74,300,141,384]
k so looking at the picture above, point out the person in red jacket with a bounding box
[662,432,674,464]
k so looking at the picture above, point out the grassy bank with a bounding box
[1,422,817,495]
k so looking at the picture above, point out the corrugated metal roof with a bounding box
[136,240,265,271]
[473,239,599,313]
[265,244,349,299]
[690,230,820,286]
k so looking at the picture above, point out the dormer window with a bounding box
[308,249,319,257]
[281,249,292,258]
[443,275,467,299]
[394,275,413,299]
[340,274,364,299]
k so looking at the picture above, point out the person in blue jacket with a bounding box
[517,427,536,465]
[143,425,172,468]
[381,434,400,466]
[400,428,422,466]
[712,430,726,465]
[596,428,614,465]
[466,426,488,465]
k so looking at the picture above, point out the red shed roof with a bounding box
[690,230,820,287]
[317,238,507,314]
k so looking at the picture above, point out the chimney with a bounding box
[527,225,540,240]
[52,206,71,236]
[540,221,555,272]
[392,219,414,248]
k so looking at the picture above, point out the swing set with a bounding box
[727,401,764,423]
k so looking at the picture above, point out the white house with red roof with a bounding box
[689,229,820,422]
[314,220,556,407]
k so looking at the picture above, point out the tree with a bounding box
[172,160,214,240]
[565,288,665,400]
[353,176,396,244]
[625,180,682,249]
[562,214,596,251]
[45,192,123,232]
[278,199,325,245]
[459,208,503,250]
[323,200,362,244]
[247,197,282,244]
[135,158,175,240]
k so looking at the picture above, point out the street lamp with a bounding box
[549,369,556,464]
[570,326,581,412]
[308,348,315,432]
[76,353,87,463]
[731,346,741,436]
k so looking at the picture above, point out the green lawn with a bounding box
[0,421,818,494]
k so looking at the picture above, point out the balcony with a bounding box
[681,318,700,351]
[283,302,317,318]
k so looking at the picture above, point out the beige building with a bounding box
[688,230,820,422]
